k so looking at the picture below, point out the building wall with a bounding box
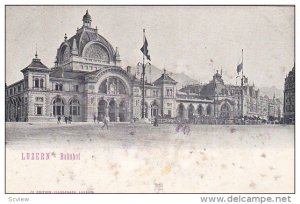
[284,67,295,124]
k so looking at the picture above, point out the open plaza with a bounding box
[5,122,294,193]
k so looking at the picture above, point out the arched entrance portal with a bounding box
[98,100,107,121]
[220,103,230,119]
[96,71,132,122]
[207,105,212,116]
[109,99,116,122]
[178,103,185,119]
[188,104,195,122]
[52,97,65,116]
[151,100,159,117]
[197,104,203,116]
[119,100,127,122]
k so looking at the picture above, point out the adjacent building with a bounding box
[179,71,282,123]
[284,66,295,124]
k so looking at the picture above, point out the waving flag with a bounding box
[140,37,151,61]
[237,62,243,74]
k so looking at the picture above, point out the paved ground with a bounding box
[5,122,294,193]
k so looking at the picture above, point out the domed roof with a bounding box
[57,27,116,64]
[82,10,92,22]
[69,30,114,57]
[56,10,118,65]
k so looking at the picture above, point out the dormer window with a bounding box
[34,78,39,88]
[40,79,44,88]
[166,88,173,97]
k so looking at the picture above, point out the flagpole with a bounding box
[241,49,244,124]
[142,29,146,119]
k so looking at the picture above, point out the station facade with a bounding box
[5,11,282,123]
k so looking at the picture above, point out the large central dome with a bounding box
[56,10,117,68]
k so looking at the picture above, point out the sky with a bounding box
[6,6,294,90]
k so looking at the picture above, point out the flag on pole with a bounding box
[140,37,151,61]
[237,62,243,74]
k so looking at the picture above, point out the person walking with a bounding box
[93,114,96,123]
[57,116,61,125]
[69,115,72,124]
[64,116,68,124]
[101,114,109,130]
[153,116,159,127]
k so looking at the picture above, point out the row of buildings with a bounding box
[5,11,290,123]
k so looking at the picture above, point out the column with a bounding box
[106,77,110,94]
[116,102,120,122]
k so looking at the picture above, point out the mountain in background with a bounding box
[130,64,284,102]
[259,86,284,102]
[133,64,198,88]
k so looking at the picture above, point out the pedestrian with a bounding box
[69,115,72,124]
[97,114,101,124]
[57,116,61,125]
[154,116,159,127]
[101,114,109,130]
[93,114,96,123]
[64,116,68,124]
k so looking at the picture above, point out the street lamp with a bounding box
[137,62,151,119]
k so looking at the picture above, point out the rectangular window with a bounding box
[36,106,42,115]
[24,77,28,88]
[18,86,21,92]
[168,110,172,116]
[74,85,79,92]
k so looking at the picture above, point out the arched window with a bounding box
[99,77,127,95]
[69,99,80,116]
[40,79,44,88]
[197,104,203,116]
[220,103,230,119]
[55,83,59,91]
[178,103,185,118]
[83,43,109,63]
[188,104,195,121]
[207,105,212,116]
[151,100,159,117]
[52,98,64,116]
[59,84,63,91]
[34,78,39,88]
